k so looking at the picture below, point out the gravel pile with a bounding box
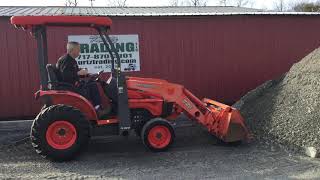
[233,47,320,156]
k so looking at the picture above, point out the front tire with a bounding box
[141,118,175,152]
[31,105,90,161]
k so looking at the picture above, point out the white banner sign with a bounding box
[68,35,140,73]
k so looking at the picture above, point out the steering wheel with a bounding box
[80,70,104,82]
[95,70,104,81]
[97,70,104,76]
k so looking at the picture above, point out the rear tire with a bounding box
[31,105,90,161]
[141,118,175,152]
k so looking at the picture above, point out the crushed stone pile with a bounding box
[233,47,320,156]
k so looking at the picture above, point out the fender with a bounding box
[35,90,98,121]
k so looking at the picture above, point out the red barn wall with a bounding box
[0,15,320,119]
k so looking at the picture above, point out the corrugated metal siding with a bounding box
[1,15,320,119]
[0,18,40,118]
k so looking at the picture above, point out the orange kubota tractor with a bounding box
[11,16,251,161]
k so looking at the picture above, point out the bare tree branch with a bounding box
[89,0,95,7]
[219,0,253,7]
[292,0,320,12]
[170,0,179,6]
[219,0,229,6]
[235,0,249,7]
[273,0,286,11]
[65,0,78,7]
[106,0,127,7]
[189,0,207,6]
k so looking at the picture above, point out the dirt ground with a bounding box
[1,125,320,180]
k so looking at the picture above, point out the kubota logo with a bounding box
[136,84,155,89]
[182,99,193,110]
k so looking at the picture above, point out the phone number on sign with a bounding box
[78,53,133,60]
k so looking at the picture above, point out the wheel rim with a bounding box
[147,125,171,149]
[46,120,77,150]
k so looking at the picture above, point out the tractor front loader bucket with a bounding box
[202,98,252,143]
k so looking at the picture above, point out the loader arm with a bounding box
[126,77,251,142]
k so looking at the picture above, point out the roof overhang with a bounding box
[10,15,112,29]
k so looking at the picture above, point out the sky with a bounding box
[0,0,317,10]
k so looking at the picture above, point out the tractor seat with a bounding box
[46,64,75,91]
